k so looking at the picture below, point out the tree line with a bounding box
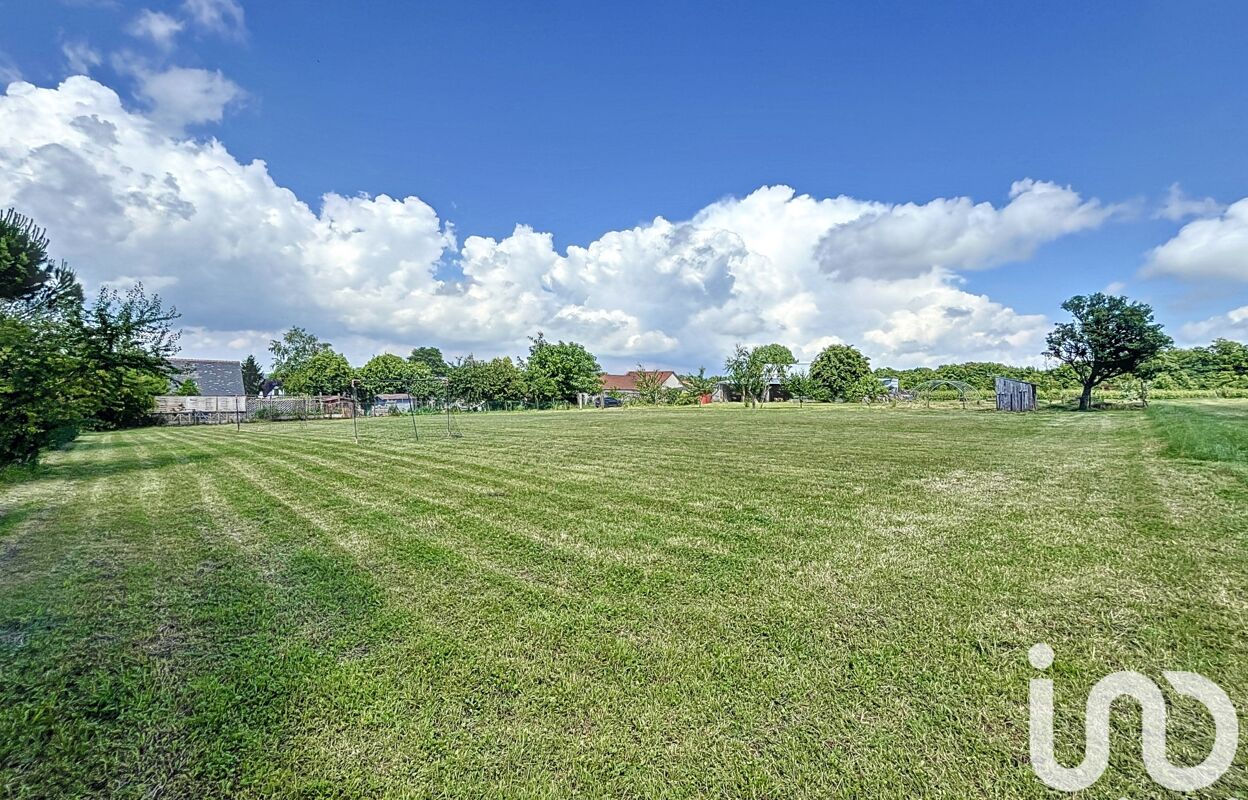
[253,328,604,408]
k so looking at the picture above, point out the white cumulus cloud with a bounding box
[1143,198,1248,282]
[1155,183,1223,222]
[0,77,1117,370]
[815,178,1116,279]
[127,10,186,51]
[182,0,246,39]
[1178,305,1248,344]
[130,65,244,130]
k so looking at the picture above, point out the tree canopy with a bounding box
[241,355,264,396]
[810,344,872,401]
[268,327,331,384]
[724,344,765,407]
[1044,293,1172,410]
[680,367,718,398]
[0,209,55,303]
[284,349,354,397]
[357,353,438,400]
[174,379,201,396]
[1,208,179,464]
[408,346,450,376]
[449,356,526,404]
[523,333,602,402]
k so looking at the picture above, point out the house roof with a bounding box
[375,393,415,400]
[168,358,245,396]
[601,370,680,392]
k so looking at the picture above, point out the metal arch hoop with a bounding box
[912,379,981,409]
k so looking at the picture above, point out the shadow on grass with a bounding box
[5,447,223,488]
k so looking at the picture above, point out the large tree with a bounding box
[0,313,81,464]
[523,333,602,403]
[1044,293,1172,411]
[268,327,331,384]
[284,349,354,397]
[450,355,526,403]
[72,283,180,430]
[241,354,264,396]
[724,344,765,407]
[357,353,438,401]
[408,346,450,376]
[1207,338,1248,384]
[752,343,796,403]
[0,209,55,303]
[810,344,872,401]
[1,209,178,462]
[358,353,410,397]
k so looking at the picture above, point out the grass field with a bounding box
[2,402,1246,798]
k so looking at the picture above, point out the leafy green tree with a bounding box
[358,354,414,398]
[268,327,330,384]
[408,346,450,376]
[241,354,264,395]
[74,284,180,430]
[782,371,827,405]
[452,355,526,403]
[724,344,765,407]
[751,343,796,402]
[104,370,171,428]
[681,367,718,399]
[633,365,665,405]
[0,314,81,464]
[174,378,201,396]
[846,374,888,403]
[1044,293,1172,411]
[480,357,526,401]
[1207,338,1248,385]
[0,209,55,303]
[447,355,483,403]
[810,344,872,401]
[285,350,354,397]
[523,333,602,403]
[0,210,178,462]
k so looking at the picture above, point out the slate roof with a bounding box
[168,358,245,396]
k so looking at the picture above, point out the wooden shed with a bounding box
[994,377,1037,412]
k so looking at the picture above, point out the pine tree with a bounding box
[241,354,264,396]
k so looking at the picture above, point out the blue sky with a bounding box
[1,1,1246,370]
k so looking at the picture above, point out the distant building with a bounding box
[879,376,901,395]
[372,393,417,413]
[600,370,685,397]
[168,358,245,396]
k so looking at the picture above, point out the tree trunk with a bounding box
[1079,383,1094,411]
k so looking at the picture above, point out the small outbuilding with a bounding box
[994,376,1037,412]
[372,393,417,414]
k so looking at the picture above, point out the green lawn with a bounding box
[1,402,1246,798]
